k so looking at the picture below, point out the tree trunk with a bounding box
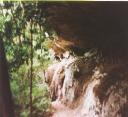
[0,33,15,117]
[30,20,33,117]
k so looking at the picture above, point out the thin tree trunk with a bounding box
[30,20,33,117]
[0,33,15,117]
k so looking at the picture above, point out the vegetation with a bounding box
[0,2,54,117]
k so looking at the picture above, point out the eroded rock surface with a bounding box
[45,51,128,117]
[42,3,128,117]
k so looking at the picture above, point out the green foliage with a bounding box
[1,2,54,117]
[10,64,51,117]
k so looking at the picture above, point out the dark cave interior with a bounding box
[41,2,128,58]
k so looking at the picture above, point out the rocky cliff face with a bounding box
[45,51,128,117]
[43,3,128,117]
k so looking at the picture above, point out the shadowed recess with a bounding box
[40,2,128,58]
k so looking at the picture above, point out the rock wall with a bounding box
[43,3,128,117]
[45,51,128,117]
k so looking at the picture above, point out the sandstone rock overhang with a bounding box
[41,2,128,58]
